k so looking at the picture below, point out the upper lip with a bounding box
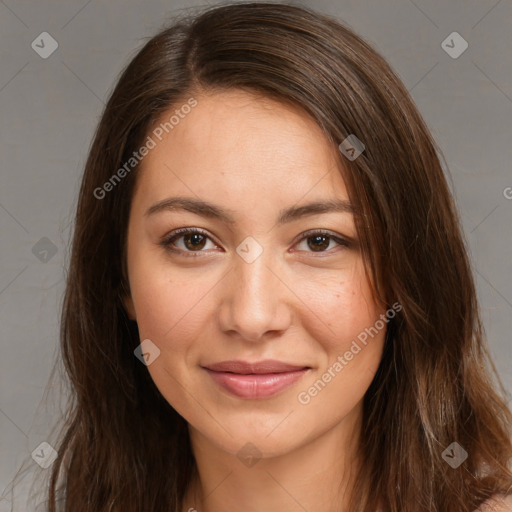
[203,360,310,374]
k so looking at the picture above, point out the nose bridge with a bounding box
[220,239,290,341]
[237,246,275,304]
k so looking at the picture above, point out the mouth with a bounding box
[201,360,311,399]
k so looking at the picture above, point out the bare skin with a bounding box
[123,89,388,512]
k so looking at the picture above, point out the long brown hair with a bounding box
[27,2,512,510]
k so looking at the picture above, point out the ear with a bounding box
[122,293,137,321]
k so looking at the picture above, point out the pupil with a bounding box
[185,233,206,250]
[309,235,329,251]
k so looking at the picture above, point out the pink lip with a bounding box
[202,360,310,399]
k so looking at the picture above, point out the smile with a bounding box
[202,360,310,399]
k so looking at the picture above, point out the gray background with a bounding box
[1,0,511,509]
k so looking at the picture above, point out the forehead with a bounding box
[132,89,349,208]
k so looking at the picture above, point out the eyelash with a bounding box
[159,228,350,257]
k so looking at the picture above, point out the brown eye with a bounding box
[183,232,207,251]
[307,235,331,252]
[160,228,350,257]
[294,230,349,254]
[160,228,218,254]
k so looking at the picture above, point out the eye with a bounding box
[292,229,350,254]
[160,228,350,257]
[160,228,219,255]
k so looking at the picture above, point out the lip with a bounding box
[202,360,310,399]
[204,360,309,374]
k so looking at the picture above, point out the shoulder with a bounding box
[475,494,512,512]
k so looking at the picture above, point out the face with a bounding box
[123,89,387,459]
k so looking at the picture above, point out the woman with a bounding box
[37,2,512,511]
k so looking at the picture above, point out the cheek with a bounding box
[130,244,382,360]
[127,239,218,343]
[292,262,386,408]
[129,271,213,408]
[131,276,211,347]
[295,261,383,352]
[296,285,386,415]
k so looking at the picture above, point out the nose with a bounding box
[217,245,293,343]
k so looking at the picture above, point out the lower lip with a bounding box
[204,368,309,399]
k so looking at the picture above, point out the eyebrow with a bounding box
[145,197,355,225]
